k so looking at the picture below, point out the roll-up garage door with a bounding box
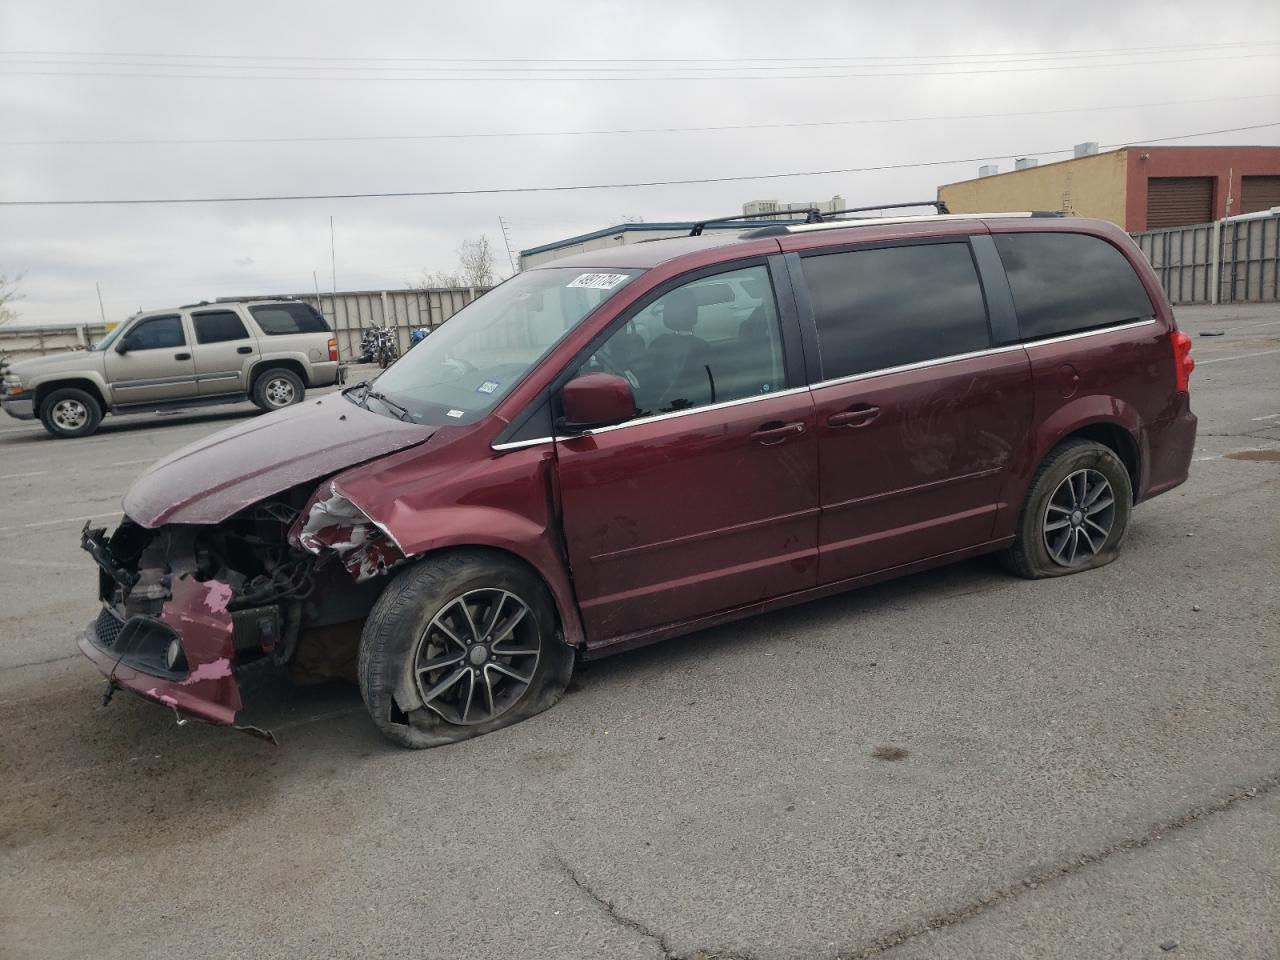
[1146,177,1213,228]
[1240,176,1280,215]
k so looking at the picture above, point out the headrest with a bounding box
[663,289,699,332]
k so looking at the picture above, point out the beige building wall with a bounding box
[938,151,1129,227]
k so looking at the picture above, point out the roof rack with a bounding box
[823,200,950,218]
[689,208,822,237]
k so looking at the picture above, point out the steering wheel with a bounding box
[443,356,478,376]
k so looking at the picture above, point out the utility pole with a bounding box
[498,216,518,275]
[329,215,337,294]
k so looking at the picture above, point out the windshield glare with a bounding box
[92,323,126,351]
[366,267,639,421]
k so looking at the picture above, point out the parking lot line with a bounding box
[0,470,46,480]
[0,511,119,535]
[1198,348,1280,365]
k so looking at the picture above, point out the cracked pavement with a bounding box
[1,307,1277,959]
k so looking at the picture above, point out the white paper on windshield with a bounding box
[567,273,629,290]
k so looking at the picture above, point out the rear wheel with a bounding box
[1003,438,1133,579]
[39,387,102,438]
[252,368,305,411]
[358,550,574,748]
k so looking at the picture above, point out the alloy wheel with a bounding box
[51,398,88,431]
[1043,468,1115,567]
[264,377,296,407]
[412,589,540,725]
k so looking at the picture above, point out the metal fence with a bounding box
[0,286,489,365]
[1132,211,1279,305]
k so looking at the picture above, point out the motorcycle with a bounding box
[356,325,400,368]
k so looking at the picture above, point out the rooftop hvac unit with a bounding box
[1074,141,1099,158]
[1015,157,1039,171]
[979,164,999,178]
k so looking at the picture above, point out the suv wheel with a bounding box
[39,387,103,439]
[253,368,305,411]
[1003,437,1133,579]
[358,550,575,749]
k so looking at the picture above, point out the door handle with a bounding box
[750,421,805,445]
[174,352,191,361]
[827,405,881,428]
[237,346,253,355]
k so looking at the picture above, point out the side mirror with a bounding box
[560,373,635,430]
[114,339,130,354]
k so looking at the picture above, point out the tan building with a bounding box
[939,145,1280,231]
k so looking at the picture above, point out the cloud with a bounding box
[1,0,1277,324]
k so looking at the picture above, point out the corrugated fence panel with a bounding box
[1133,212,1279,305]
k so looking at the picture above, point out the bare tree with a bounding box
[413,236,497,290]
[0,271,23,326]
[456,236,496,287]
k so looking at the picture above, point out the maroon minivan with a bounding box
[80,211,1197,747]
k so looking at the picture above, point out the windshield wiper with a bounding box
[364,389,413,422]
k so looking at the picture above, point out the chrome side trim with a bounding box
[114,374,200,390]
[491,436,554,452]
[1020,317,1157,349]
[582,385,812,436]
[811,343,1026,391]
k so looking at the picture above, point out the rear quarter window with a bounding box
[993,232,1154,340]
[249,303,331,336]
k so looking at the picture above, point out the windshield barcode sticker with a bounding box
[567,273,629,290]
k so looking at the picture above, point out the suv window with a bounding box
[125,315,185,350]
[993,232,1154,340]
[193,310,250,344]
[578,264,785,420]
[801,242,990,380]
[249,303,330,336]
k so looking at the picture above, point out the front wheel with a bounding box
[39,387,102,438]
[358,550,574,748]
[1003,438,1133,579]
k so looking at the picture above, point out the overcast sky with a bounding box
[1,0,1277,326]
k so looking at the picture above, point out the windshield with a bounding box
[92,323,126,351]
[360,267,640,422]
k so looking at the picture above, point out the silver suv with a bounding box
[2,299,344,438]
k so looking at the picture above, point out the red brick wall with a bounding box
[1124,146,1280,231]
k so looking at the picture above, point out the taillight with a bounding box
[327,338,338,363]
[1172,330,1194,392]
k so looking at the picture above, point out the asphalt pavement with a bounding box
[1,310,1276,960]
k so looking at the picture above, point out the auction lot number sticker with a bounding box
[567,273,629,290]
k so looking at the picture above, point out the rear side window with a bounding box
[249,303,330,336]
[801,242,991,380]
[993,232,1154,340]
[192,310,250,344]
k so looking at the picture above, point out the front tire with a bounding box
[39,387,102,438]
[252,368,305,411]
[1003,437,1133,579]
[358,550,574,749]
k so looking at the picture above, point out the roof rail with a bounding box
[823,200,950,218]
[689,208,822,237]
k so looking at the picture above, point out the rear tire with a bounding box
[358,550,575,749]
[39,387,102,438]
[1002,437,1133,579]
[252,368,305,411]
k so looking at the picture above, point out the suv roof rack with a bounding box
[739,208,1065,238]
[689,208,822,237]
[824,200,950,218]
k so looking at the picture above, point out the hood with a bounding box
[123,391,437,527]
[9,350,106,378]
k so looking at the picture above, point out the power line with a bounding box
[0,39,1273,63]
[4,93,1276,147]
[3,121,1276,208]
[7,44,1280,73]
[2,51,1275,82]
